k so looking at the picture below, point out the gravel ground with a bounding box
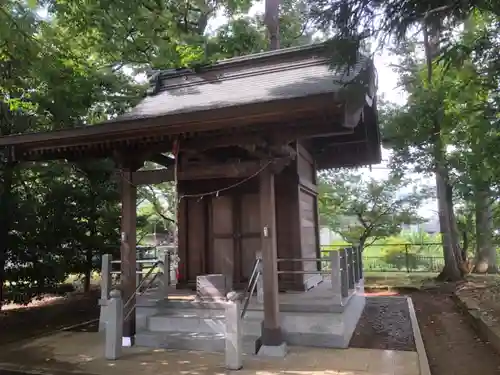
[350,296,416,351]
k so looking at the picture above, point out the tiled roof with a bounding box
[116,43,374,123]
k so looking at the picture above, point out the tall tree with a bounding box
[307,0,500,280]
[318,170,429,248]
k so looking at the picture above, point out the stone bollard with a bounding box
[105,289,123,360]
[160,251,171,298]
[99,254,112,332]
[330,251,342,304]
[256,254,264,304]
[225,292,243,371]
[339,249,349,298]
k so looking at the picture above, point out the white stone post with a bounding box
[160,251,170,298]
[99,254,112,332]
[330,251,342,304]
[105,289,123,360]
[256,253,264,304]
[225,292,243,370]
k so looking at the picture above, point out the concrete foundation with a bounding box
[133,279,366,354]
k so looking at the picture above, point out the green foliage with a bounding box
[318,170,431,247]
[0,0,315,306]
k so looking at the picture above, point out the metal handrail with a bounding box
[123,259,164,322]
[241,257,262,319]
[276,246,360,275]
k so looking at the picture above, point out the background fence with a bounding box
[319,243,500,273]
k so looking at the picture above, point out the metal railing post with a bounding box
[225,292,243,370]
[352,247,359,283]
[346,248,354,289]
[99,254,112,332]
[339,249,349,298]
[105,289,123,360]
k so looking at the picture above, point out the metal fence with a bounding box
[320,243,447,273]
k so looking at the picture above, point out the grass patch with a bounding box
[364,271,438,288]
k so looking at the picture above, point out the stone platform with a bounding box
[134,279,366,353]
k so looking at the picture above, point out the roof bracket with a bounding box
[146,71,162,96]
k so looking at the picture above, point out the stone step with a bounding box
[147,313,262,335]
[151,306,264,319]
[135,331,260,355]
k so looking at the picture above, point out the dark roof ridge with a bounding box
[146,43,330,89]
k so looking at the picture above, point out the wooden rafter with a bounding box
[127,158,290,185]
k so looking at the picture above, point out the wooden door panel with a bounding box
[187,199,205,280]
[241,238,261,279]
[211,196,235,286]
[300,191,317,272]
[212,196,233,234]
[241,193,260,233]
[212,238,234,285]
[239,193,260,283]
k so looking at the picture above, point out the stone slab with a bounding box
[257,342,288,357]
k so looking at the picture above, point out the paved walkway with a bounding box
[0,332,420,375]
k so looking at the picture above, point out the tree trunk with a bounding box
[435,171,463,280]
[422,20,463,281]
[265,0,280,50]
[474,185,496,273]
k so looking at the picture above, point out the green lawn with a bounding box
[364,271,500,288]
[364,271,438,288]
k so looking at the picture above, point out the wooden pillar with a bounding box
[120,168,137,343]
[259,167,284,348]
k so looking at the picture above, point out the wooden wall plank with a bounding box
[186,199,205,281]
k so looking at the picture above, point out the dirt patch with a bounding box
[456,281,500,324]
[410,289,500,375]
[350,296,416,351]
[0,291,99,346]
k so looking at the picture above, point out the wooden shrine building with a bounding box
[0,43,380,346]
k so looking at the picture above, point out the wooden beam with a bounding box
[242,145,272,159]
[129,159,288,185]
[120,168,137,341]
[297,143,314,165]
[299,177,317,195]
[181,134,266,151]
[259,166,283,346]
[147,153,174,167]
[181,123,353,153]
